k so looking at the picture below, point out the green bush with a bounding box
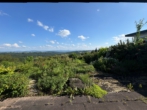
[78,74,93,86]
[37,75,68,94]
[0,65,15,75]
[97,47,109,58]
[93,56,118,73]
[0,74,29,98]
[85,84,107,98]
[1,61,15,68]
[69,53,78,59]
[70,64,95,74]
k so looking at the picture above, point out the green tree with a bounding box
[134,19,147,43]
[69,53,77,59]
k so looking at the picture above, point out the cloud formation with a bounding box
[113,34,133,43]
[43,25,49,30]
[78,35,89,40]
[28,18,33,22]
[50,40,55,44]
[3,43,20,48]
[37,20,54,32]
[31,34,35,37]
[57,29,71,37]
[37,20,43,27]
[0,10,9,16]
[48,28,54,32]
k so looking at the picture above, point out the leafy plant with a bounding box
[0,74,29,98]
[0,65,15,75]
[134,18,147,44]
[127,83,133,90]
[84,84,107,98]
[37,75,68,94]
[139,84,142,88]
[78,74,93,87]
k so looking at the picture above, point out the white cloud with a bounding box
[31,34,35,37]
[3,43,20,48]
[37,20,54,32]
[37,20,43,27]
[78,35,89,41]
[3,43,11,47]
[50,40,55,44]
[48,27,54,32]
[113,34,133,43]
[0,10,9,16]
[13,43,20,47]
[43,25,49,30]
[57,29,71,37]
[27,18,33,22]
[19,41,23,43]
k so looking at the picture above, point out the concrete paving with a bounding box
[0,91,147,110]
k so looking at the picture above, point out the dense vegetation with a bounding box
[0,53,107,99]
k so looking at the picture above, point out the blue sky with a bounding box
[0,3,147,51]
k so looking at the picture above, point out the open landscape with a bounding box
[0,3,147,110]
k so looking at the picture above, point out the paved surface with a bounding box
[0,92,147,110]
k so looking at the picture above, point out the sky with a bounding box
[0,3,147,52]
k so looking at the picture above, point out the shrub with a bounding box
[0,65,15,75]
[93,56,118,73]
[97,47,109,58]
[78,74,93,86]
[68,53,78,59]
[1,61,15,68]
[37,75,68,94]
[0,74,29,98]
[85,84,107,98]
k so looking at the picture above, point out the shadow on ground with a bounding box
[91,70,147,97]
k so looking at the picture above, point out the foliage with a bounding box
[37,75,68,94]
[78,74,93,86]
[134,18,147,43]
[69,53,78,59]
[127,83,133,90]
[82,47,108,64]
[0,74,29,98]
[0,65,15,75]
[97,47,109,58]
[0,51,108,99]
[93,56,119,73]
[85,84,107,98]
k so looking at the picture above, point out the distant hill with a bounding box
[0,50,92,59]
